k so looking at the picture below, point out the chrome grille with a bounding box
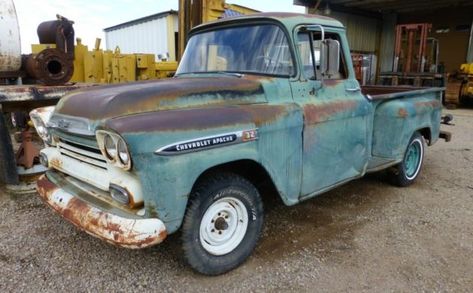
[57,138,107,169]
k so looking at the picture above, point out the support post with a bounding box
[0,107,19,185]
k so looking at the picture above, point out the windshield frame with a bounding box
[177,20,298,78]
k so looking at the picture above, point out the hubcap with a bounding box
[199,197,249,256]
[404,138,422,179]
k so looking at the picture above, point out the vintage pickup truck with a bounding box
[31,13,450,275]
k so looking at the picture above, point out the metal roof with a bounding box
[313,0,473,14]
[223,9,244,18]
[104,10,177,32]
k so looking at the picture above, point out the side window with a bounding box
[297,30,348,80]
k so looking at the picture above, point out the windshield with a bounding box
[176,24,295,77]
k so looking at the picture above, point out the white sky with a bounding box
[13,0,305,54]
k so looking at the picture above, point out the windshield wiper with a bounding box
[176,71,243,78]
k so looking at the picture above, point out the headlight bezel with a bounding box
[96,130,132,170]
[29,106,55,145]
[117,138,130,165]
[103,134,118,161]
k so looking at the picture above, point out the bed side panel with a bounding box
[372,92,442,160]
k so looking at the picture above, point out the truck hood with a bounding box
[54,76,266,121]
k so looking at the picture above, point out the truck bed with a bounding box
[361,85,445,101]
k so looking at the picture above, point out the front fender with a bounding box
[105,104,303,233]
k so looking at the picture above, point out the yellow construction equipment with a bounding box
[178,0,259,59]
[459,63,473,105]
[27,0,256,84]
[31,37,177,84]
[446,63,473,106]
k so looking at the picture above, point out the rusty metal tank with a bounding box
[0,0,22,73]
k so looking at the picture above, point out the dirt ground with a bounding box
[0,109,472,292]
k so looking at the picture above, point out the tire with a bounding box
[181,173,263,275]
[391,132,425,187]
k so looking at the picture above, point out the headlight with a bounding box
[117,139,129,165]
[104,134,117,160]
[32,116,49,141]
[97,130,131,170]
[30,106,55,144]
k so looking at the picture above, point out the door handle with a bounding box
[346,87,361,92]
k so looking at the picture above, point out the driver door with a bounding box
[291,27,372,198]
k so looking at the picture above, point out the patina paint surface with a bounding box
[289,26,372,197]
[55,76,267,120]
[103,78,302,232]
[37,13,445,239]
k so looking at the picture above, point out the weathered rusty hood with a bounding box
[54,76,266,120]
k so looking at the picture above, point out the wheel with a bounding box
[391,132,425,187]
[181,173,263,275]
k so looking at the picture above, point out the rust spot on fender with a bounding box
[398,108,408,118]
[106,104,288,133]
[241,104,287,127]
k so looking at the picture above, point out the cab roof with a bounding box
[192,12,345,34]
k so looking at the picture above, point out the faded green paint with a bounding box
[43,13,444,235]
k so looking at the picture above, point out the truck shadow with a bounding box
[155,171,399,272]
[253,172,396,262]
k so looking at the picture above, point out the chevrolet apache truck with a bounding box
[31,13,451,275]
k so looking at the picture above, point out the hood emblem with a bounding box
[57,119,71,129]
[155,129,258,156]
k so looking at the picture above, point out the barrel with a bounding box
[0,0,21,73]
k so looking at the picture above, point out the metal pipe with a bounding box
[24,48,74,86]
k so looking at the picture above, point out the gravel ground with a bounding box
[1,109,472,292]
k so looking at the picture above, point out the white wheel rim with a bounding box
[405,138,424,180]
[199,197,249,256]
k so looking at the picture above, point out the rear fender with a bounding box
[372,95,441,160]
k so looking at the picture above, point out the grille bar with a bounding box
[57,139,108,170]
[58,141,104,161]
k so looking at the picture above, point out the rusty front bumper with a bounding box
[36,174,167,249]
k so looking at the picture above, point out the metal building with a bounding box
[299,0,473,86]
[104,11,178,61]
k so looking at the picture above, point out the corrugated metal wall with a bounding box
[379,13,397,72]
[105,14,178,61]
[331,12,380,53]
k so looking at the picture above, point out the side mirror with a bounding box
[320,39,340,78]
